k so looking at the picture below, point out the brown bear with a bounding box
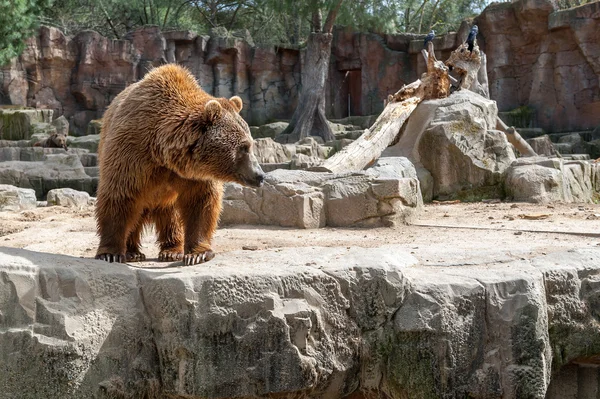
[94,64,264,265]
[34,132,68,149]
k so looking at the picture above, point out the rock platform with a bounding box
[1,244,599,398]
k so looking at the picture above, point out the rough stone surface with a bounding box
[0,108,53,140]
[66,134,100,153]
[252,138,294,164]
[527,134,557,156]
[1,245,600,398]
[46,188,91,207]
[0,184,37,211]
[505,156,596,203]
[0,154,96,198]
[221,157,422,228]
[385,91,516,200]
[3,1,597,133]
[51,115,69,136]
[477,1,600,133]
[251,121,289,139]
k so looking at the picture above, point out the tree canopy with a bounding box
[38,0,493,43]
[0,0,52,65]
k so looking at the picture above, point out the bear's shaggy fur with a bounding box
[95,64,264,265]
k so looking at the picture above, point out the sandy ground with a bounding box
[1,201,599,267]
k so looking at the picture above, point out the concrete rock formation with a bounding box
[0,153,96,198]
[384,90,516,200]
[2,0,598,135]
[221,157,422,228]
[1,245,600,398]
[46,188,92,207]
[0,184,37,211]
[505,156,600,203]
[477,1,600,132]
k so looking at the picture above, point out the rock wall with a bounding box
[2,246,600,398]
[477,0,600,132]
[0,0,598,135]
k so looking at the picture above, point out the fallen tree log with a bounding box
[314,41,450,174]
[495,117,538,157]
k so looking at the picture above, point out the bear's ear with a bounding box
[229,96,243,113]
[205,100,223,123]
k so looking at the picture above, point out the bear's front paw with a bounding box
[158,249,183,262]
[183,250,215,266]
[96,253,126,263]
[126,251,146,262]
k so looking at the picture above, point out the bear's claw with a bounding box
[183,250,215,266]
[95,253,126,263]
[158,250,183,262]
[126,251,146,262]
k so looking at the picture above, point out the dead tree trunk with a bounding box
[315,42,450,173]
[277,1,344,144]
[277,32,335,144]
[496,117,538,157]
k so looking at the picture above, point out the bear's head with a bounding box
[51,133,68,150]
[192,96,265,187]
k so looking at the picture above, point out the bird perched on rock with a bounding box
[423,30,435,49]
[467,25,478,52]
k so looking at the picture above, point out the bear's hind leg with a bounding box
[125,210,149,262]
[154,206,184,262]
[176,180,222,266]
[95,197,143,263]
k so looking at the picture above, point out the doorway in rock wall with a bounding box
[340,69,362,118]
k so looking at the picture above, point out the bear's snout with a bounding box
[255,173,265,187]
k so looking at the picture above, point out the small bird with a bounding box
[423,30,435,49]
[467,25,478,52]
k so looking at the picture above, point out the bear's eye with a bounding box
[240,144,250,154]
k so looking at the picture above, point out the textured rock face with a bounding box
[46,188,91,207]
[221,157,423,228]
[0,154,96,198]
[2,0,598,133]
[1,246,600,398]
[505,157,597,203]
[385,91,516,200]
[0,184,37,211]
[477,0,600,132]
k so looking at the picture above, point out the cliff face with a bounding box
[0,0,598,135]
[477,0,600,132]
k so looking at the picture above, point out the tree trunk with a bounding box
[278,32,336,144]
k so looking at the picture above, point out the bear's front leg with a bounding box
[176,180,222,266]
[95,196,143,263]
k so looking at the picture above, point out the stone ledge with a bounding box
[1,246,600,398]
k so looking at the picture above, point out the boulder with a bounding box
[0,184,37,211]
[221,157,422,228]
[295,136,331,159]
[67,134,100,153]
[557,133,590,155]
[251,121,289,139]
[46,188,91,207]
[1,245,600,398]
[505,157,595,203]
[0,108,53,141]
[0,154,96,198]
[527,135,557,156]
[289,154,323,170]
[51,115,69,136]
[252,138,294,164]
[385,91,516,201]
[86,119,102,136]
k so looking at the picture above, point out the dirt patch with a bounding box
[1,201,599,267]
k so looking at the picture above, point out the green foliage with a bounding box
[35,0,489,45]
[0,0,52,65]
